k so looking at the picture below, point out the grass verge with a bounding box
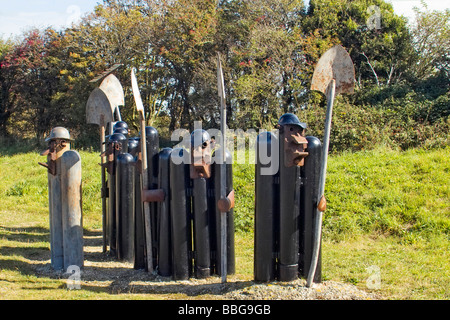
[0,145,448,299]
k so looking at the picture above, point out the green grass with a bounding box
[322,147,450,299]
[324,147,449,241]
[0,144,449,299]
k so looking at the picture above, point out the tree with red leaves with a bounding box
[0,30,61,139]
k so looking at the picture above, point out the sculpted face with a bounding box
[190,139,212,179]
[282,124,309,167]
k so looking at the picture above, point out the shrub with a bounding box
[299,82,449,153]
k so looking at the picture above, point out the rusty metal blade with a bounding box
[99,74,125,110]
[100,74,124,121]
[310,45,355,95]
[86,88,114,125]
[89,63,122,83]
[217,53,226,107]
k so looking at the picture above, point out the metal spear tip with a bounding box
[131,68,145,114]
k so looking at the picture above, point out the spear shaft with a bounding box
[217,53,227,283]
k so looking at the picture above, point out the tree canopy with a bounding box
[0,0,448,151]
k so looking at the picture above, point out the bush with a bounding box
[299,81,449,153]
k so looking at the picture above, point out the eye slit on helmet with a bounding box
[202,141,208,149]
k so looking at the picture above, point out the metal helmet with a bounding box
[108,132,127,144]
[138,126,158,138]
[113,127,129,136]
[277,113,307,130]
[45,127,73,142]
[190,129,211,148]
[113,121,129,131]
[145,126,158,138]
[127,137,140,156]
[128,137,140,147]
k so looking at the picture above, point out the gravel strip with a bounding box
[223,279,381,300]
[31,235,382,300]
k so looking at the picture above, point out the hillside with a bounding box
[0,146,448,299]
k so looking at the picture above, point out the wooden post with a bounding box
[49,142,70,271]
[61,150,84,271]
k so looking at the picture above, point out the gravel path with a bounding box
[32,234,382,300]
[222,279,381,300]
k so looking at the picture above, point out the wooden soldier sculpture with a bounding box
[39,127,83,272]
[254,114,322,283]
[153,129,235,280]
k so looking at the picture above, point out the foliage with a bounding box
[0,0,448,152]
[299,80,450,153]
[303,0,414,87]
[409,5,450,80]
[0,30,55,139]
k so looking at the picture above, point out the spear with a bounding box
[217,52,227,283]
[306,45,355,287]
[131,68,153,273]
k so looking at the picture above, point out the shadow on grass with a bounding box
[0,227,255,298]
[0,246,49,261]
[0,138,42,156]
[84,278,255,297]
[0,226,49,243]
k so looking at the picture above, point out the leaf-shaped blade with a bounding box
[131,68,145,116]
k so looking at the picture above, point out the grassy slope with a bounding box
[0,146,448,299]
[323,147,449,299]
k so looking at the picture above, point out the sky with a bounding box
[0,0,449,40]
[0,0,101,40]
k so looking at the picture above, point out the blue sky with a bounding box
[1,0,449,40]
[0,0,101,39]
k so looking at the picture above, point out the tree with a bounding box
[409,5,450,80]
[146,0,219,131]
[0,0,446,152]
[0,39,14,136]
[216,0,319,129]
[303,0,414,87]
[0,30,62,139]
